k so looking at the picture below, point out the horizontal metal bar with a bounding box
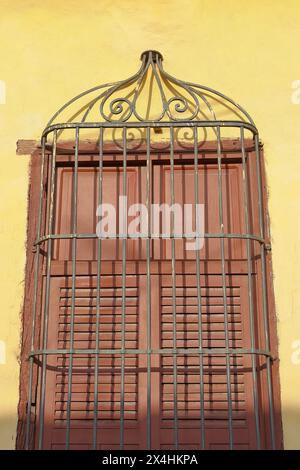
[46,51,255,130]
[35,232,266,244]
[42,120,258,139]
[29,348,273,358]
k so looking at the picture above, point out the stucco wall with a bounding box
[0,0,299,449]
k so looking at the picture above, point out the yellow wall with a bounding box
[0,0,299,449]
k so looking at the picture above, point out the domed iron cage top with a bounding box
[23,50,281,450]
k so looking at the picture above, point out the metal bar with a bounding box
[37,130,57,449]
[30,347,273,357]
[216,126,233,449]
[170,126,178,449]
[120,127,127,449]
[25,137,46,450]
[254,133,276,449]
[65,127,79,449]
[240,127,261,448]
[146,126,152,449]
[92,127,104,449]
[193,126,205,449]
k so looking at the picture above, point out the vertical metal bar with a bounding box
[25,137,46,450]
[93,127,104,449]
[170,126,178,449]
[120,126,127,449]
[146,126,152,449]
[216,126,233,449]
[254,133,276,449]
[38,130,57,449]
[240,127,261,448]
[193,127,205,449]
[65,126,79,449]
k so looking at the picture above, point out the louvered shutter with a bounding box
[157,271,257,449]
[38,272,148,449]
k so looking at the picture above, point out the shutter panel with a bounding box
[152,163,245,260]
[39,273,148,450]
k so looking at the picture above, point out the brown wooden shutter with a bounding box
[158,272,257,449]
[19,143,281,450]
